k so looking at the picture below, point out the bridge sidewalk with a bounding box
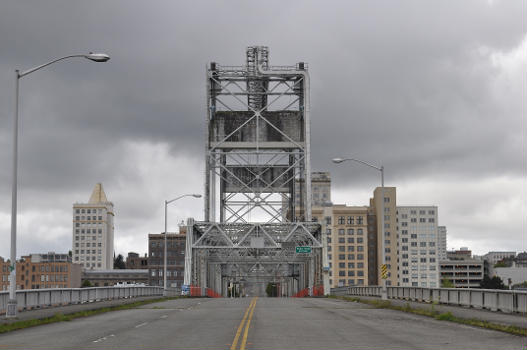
[349,295,526,329]
[0,296,162,325]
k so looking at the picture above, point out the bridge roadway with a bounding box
[0,297,524,349]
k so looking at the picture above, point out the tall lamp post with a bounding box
[164,194,201,295]
[7,53,110,318]
[332,157,388,300]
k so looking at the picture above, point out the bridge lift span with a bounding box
[184,46,326,296]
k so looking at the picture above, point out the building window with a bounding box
[347,216,353,224]
[347,229,354,235]
[338,216,345,225]
[348,254,355,260]
[428,218,435,223]
[338,229,345,235]
[357,217,363,225]
[384,197,390,203]
[347,246,354,252]
[347,237,354,243]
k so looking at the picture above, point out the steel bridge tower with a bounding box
[184,47,324,297]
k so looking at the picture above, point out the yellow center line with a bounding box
[230,297,256,350]
[240,296,258,350]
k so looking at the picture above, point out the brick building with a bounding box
[148,233,186,288]
[125,252,148,269]
[0,253,81,291]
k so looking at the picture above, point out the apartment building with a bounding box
[148,233,186,288]
[0,253,81,290]
[397,206,440,288]
[72,183,115,270]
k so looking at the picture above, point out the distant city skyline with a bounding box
[0,1,524,258]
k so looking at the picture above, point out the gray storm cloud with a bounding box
[0,0,524,257]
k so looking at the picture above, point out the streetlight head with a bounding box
[85,52,110,62]
[332,158,345,164]
[192,194,202,198]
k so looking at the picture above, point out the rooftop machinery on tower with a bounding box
[184,47,325,297]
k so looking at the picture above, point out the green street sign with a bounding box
[8,265,14,272]
[295,246,312,254]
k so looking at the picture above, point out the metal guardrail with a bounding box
[0,286,164,314]
[330,286,527,314]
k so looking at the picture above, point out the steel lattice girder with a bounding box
[204,48,311,224]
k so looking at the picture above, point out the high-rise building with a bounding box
[370,187,397,286]
[437,226,447,261]
[311,205,369,288]
[72,183,114,270]
[397,206,440,288]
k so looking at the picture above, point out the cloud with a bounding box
[0,1,524,258]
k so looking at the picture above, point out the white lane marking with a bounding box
[160,315,168,319]
[135,322,148,328]
[93,334,115,343]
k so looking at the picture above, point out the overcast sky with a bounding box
[0,0,524,259]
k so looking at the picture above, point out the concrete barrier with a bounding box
[331,286,527,314]
[0,286,163,314]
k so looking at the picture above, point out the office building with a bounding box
[397,206,440,288]
[437,226,447,261]
[295,172,332,208]
[72,183,115,270]
[370,187,397,286]
[313,205,369,288]
[482,251,516,265]
[0,253,81,290]
[148,233,186,288]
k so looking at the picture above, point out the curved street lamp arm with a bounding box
[342,157,382,171]
[166,194,191,205]
[18,55,88,78]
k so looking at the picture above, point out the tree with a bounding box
[441,279,455,288]
[81,280,92,288]
[480,275,506,290]
[113,254,126,269]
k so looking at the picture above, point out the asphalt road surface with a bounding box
[0,297,524,350]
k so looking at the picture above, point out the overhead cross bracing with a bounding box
[205,46,312,223]
[184,46,325,297]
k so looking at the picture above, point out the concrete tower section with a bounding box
[72,183,114,270]
[185,47,324,297]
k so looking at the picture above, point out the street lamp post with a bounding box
[7,53,110,318]
[164,194,201,295]
[332,157,388,300]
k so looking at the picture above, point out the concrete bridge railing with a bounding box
[0,286,164,314]
[330,286,527,314]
